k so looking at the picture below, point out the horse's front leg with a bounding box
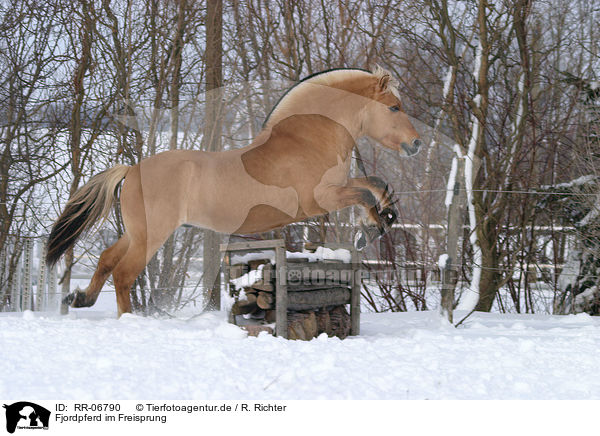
[343,177,398,250]
[312,181,394,250]
[347,176,398,227]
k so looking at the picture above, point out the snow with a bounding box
[550,174,596,189]
[578,195,600,226]
[444,145,463,207]
[442,66,454,99]
[472,40,482,80]
[515,73,525,121]
[230,247,352,265]
[575,286,599,313]
[288,246,352,263]
[438,254,449,270]
[230,250,275,265]
[541,174,600,227]
[230,264,266,290]
[1,308,600,399]
[462,94,483,311]
[459,41,486,312]
[445,155,458,207]
[504,73,525,189]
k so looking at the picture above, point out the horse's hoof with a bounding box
[354,230,367,251]
[62,293,75,306]
[66,288,91,308]
[355,223,388,251]
[380,207,397,225]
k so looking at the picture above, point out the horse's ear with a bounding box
[378,74,391,92]
[373,64,391,92]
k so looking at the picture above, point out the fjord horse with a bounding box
[46,67,421,315]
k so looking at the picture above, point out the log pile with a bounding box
[287,306,351,340]
[230,258,352,340]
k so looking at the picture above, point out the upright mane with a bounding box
[263,66,400,128]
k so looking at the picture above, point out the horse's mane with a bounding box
[263,66,400,128]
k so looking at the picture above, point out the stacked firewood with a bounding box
[287,306,351,340]
[230,261,276,320]
[230,259,352,339]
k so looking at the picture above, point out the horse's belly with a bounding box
[185,163,300,234]
[233,204,307,234]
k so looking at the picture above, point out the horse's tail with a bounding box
[46,165,130,266]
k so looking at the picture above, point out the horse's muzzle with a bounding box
[401,139,422,156]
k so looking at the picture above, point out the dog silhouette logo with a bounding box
[3,402,50,433]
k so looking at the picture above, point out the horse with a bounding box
[46,66,421,316]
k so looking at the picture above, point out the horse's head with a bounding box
[262,67,421,156]
[361,67,421,156]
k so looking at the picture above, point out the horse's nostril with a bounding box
[401,141,421,156]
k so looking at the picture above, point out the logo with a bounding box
[3,402,50,434]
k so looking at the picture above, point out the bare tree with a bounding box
[202,0,223,310]
[0,0,66,309]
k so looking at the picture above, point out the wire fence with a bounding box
[0,234,580,312]
[0,186,597,209]
[0,178,591,316]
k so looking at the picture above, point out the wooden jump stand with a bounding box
[220,239,361,339]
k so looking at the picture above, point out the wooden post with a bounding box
[350,246,360,335]
[22,239,33,311]
[0,250,5,308]
[10,261,20,311]
[275,245,288,338]
[48,265,58,312]
[441,156,466,323]
[36,238,47,311]
[223,251,234,324]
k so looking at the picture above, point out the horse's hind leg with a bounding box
[111,238,151,317]
[64,235,130,308]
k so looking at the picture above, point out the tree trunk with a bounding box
[61,6,93,313]
[441,154,465,322]
[474,228,501,312]
[202,0,223,310]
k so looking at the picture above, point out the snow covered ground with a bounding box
[1,291,600,400]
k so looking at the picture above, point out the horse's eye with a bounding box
[389,105,400,112]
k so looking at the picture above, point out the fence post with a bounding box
[22,238,34,311]
[11,256,21,311]
[350,247,361,336]
[440,155,466,323]
[275,245,288,338]
[48,264,58,312]
[36,238,48,311]
[0,250,5,310]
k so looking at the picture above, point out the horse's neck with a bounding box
[265,84,365,140]
[240,115,357,167]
